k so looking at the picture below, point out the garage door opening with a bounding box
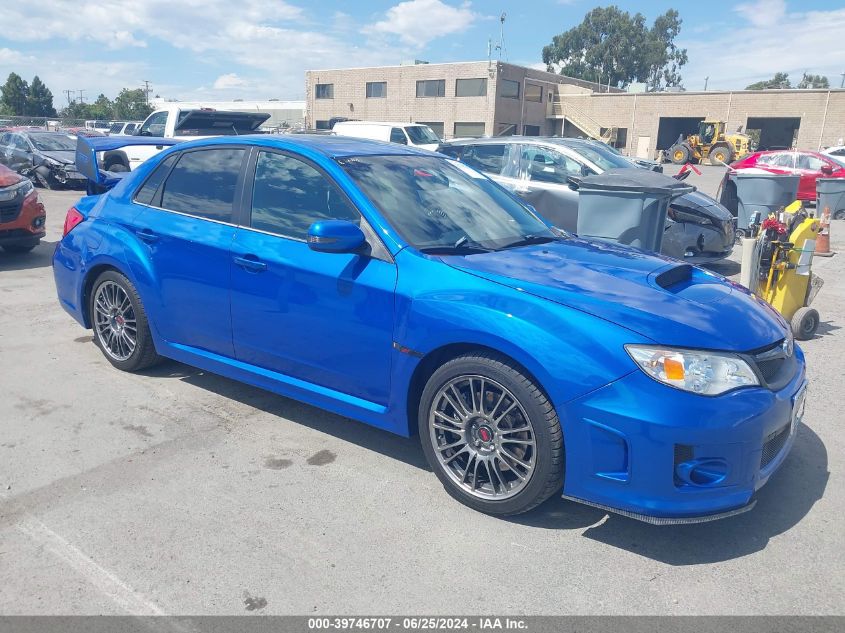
[656,117,704,150]
[746,117,801,151]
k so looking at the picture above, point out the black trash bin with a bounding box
[576,169,694,253]
[816,177,845,220]
[720,171,800,232]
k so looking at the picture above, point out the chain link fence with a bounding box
[0,115,92,131]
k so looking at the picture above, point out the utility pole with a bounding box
[77,89,86,104]
[142,80,152,104]
[840,72,845,89]
[704,76,709,91]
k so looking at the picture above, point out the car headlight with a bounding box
[0,179,34,202]
[625,345,759,395]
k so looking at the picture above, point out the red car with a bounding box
[0,163,46,253]
[730,149,845,200]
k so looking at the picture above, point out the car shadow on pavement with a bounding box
[702,259,741,277]
[509,423,828,565]
[0,240,56,272]
[814,320,840,337]
[138,360,432,472]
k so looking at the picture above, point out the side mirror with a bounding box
[567,175,581,191]
[307,220,366,254]
[820,164,834,176]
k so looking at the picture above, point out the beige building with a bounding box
[305,60,845,156]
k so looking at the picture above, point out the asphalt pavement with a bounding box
[0,166,842,615]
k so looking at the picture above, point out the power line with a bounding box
[63,89,75,105]
[142,80,152,104]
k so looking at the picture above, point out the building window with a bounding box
[497,123,518,136]
[523,125,540,136]
[500,79,520,99]
[416,79,446,98]
[366,81,387,98]
[315,120,332,130]
[454,122,486,138]
[525,84,542,102]
[455,78,487,97]
[417,121,444,139]
[315,84,334,99]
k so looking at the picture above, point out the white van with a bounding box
[332,121,440,151]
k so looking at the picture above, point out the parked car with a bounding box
[438,137,734,263]
[729,150,845,200]
[332,121,441,151]
[822,145,845,159]
[84,120,112,134]
[592,140,663,172]
[108,121,140,136]
[0,130,86,189]
[0,163,46,252]
[54,135,807,523]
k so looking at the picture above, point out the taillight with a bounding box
[63,207,84,236]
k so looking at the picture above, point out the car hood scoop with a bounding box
[443,239,786,350]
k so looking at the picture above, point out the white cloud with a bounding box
[734,0,787,28]
[367,0,478,47]
[680,6,845,90]
[212,73,248,90]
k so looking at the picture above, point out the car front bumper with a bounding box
[561,346,807,523]
[0,190,46,246]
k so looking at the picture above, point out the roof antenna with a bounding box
[494,12,508,62]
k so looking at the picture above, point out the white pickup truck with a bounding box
[101,106,270,172]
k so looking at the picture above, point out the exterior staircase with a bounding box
[548,99,617,144]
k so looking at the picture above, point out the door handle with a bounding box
[135,228,159,243]
[233,255,267,272]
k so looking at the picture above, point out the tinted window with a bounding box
[437,145,463,159]
[366,81,386,98]
[390,128,407,144]
[406,126,439,144]
[416,80,445,98]
[522,147,581,185]
[159,149,245,222]
[797,153,825,171]
[134,154,178,205]
[454,122,485,138]
[772,153,796,168]
[455,78,487,97]
[30,134,74,151]
[250,151,359,239]
[417,122,444,139]
[315,84,334,99]
[500,79,520,99]
[461,144,507,175]
[523,125,540,137]
[525,84,542,102]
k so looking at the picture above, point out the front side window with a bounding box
[455,78,487,97]
[250,151,359,239]
[500,79,520,99]
[772,152,796,168]
[138,111,168,136]
[522,147,581,185]
[416,80,446,98]
[461,144,508,175]
[390,128,408,144]
[569,143,632,171]
[524,84,542,102]
[405,125,440,144]
[315,83,334,99]
[339,155,553,251]
[159,148,245,222]
[416,122,444,139]
[797,153,825,171]
[366,81,386,98]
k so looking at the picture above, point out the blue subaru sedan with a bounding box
[53,135,807,522]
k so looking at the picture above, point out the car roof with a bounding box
[334,121,427,128]
[169,133,436,158]
[440,136,597,149]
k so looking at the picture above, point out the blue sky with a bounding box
[1,0,844,104]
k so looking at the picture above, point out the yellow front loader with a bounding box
[669,120,751,166]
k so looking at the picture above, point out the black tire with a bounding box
[791,307,819,341]
[2,244,37,253]
[709,144,734,166]
[670,144,690,165]
[418,351,563,516]
[89,270,161,371]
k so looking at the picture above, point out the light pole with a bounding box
[704,76,709,91]
[840,72,845,89]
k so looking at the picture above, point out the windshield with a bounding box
[406,125,440,144]
[569,143,633,172]
[829,155,845,169]
[339,155,554,251]
[30,134,75,151]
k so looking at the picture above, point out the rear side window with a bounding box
[159,148,245,222]
[250,151,359,239]
[461,144,508,175]
[134,154,178,206]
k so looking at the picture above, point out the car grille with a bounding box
[747,339,797,391]
[761,423,790,469]
[0,199,23,223]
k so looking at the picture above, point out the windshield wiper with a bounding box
[419,236,493,255]
[498,234,558,250]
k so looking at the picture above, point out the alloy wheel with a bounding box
[429,375,536,500]
[93,281,138,361]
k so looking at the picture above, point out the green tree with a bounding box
[797,73,829,89]
[745,72,791,90]
[541,6,688,90]
[60,101,94,120]
[26,76,57,117]
[113,88,152,121]
[1,73,29,115]
[89,93,114,120]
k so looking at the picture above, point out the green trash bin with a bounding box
[816,178,845,220]
[576,169,694,253]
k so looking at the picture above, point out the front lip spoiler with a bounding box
[562,494,756,525]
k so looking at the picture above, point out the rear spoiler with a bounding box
[75,135,181,193]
